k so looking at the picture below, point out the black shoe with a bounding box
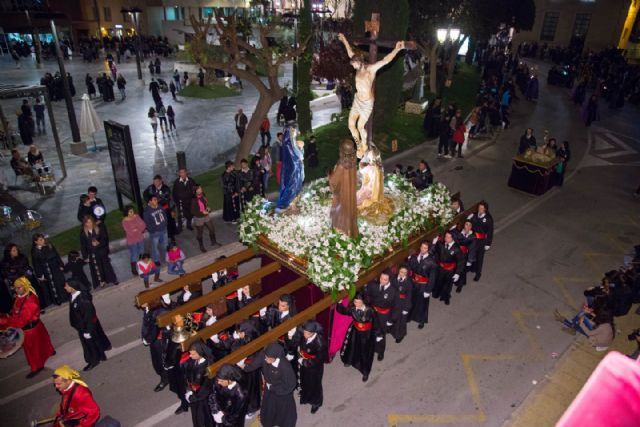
[100,354,107,361]
[174,405,189,415]
[444,299,450,306]
[455,286,462,293]
[154,382,168,392]
[377,353,384,361]
[83,362,98,372]
[343,362,351,368]
[362,374,369,382]
[395,337,404,344]
[311,405,320,414]
[473,274,481,282]
[26,368,43,379]
[418,323,425,329]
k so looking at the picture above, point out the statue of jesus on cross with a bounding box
[338,32,406,158]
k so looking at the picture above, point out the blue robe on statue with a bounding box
[277,126,305,211]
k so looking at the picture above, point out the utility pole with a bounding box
[24,10,42,68]
[50,18,81,142]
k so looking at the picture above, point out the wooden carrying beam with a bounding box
[206,202,482,377]
[135,248,255,307]
[180,276,309,351]
[156,261,281,327]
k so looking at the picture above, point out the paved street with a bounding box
[0,55,639,427]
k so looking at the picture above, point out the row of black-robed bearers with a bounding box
[138,200,493,427]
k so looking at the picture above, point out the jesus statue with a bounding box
[338,33,406,158]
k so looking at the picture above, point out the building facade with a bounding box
[512,0,631,52]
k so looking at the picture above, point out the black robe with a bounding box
[232,338,261,414]
[298,333,326,407]
[166,341,189,408]
[69,292,111,365]
[182,358,214,427]
[31,243,67,305]
[365,282,398,357]
[142,307,168,382]
[390,275,413,340]
[336,303,375,376]
[433,241,465,304]
[407,253,438,324]
[208,381,249,427]
[221,171,239,222]
[245,352,297,427]
[1,254,47,310]
[470,212,494,276]
[452,229,477,287]
[79,225,118,288]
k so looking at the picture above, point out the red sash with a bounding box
[439,262,456,271]
[353,321,373,331]
[190,383,201,392]
[413,274,429,284]
[226,292,237,300]
[399,293,408,299]
[475,232,487,240]
[459,245,469,255]
[373,306,391,315]
[300,350,316,360]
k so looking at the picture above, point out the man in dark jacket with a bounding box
[469,201,494,282]
[209,364,249,426]
[144,175,177,239]
[64,280,111,371]
[413,160,433,190]
[365,271,398,361]
[172,168,197,232]
[144,196,168,266]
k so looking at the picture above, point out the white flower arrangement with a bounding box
[239,175,454,294]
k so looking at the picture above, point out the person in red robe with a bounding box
[0,276,55,378]
[53,364,101,426]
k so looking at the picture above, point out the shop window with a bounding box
[573,13,591,37]
[103,6,112,22]
[540,12,559,42]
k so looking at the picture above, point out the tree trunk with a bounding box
[297,0,313,135]
[446,35,468,83]
[429,43,438,94]
[234,92,275,165]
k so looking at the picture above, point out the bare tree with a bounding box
[188,12,308,165]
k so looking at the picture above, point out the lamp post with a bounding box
[436,27,461,95]
[121,7,143,80]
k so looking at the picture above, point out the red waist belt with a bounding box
[300,350,316,360]
[475,232,487,239]
[278,335,285,343]
[353,321,372,331]
[226,293,237,300]
[373,306,391,315]
[459,245,469,255]
[413,274,429,284]
[399,293,408,299]
[439,262,456,271]
[189,383,201,392]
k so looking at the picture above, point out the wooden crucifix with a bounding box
[338,13,415,158]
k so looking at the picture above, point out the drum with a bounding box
[0,327,24,358]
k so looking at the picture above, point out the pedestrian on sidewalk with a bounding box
[555,141,571,187]
[451,110,466,159]
[273,132,284,184]
[305,135,319,168]
[166,242,186,276]
[500,87,510,129]
[148,61,155,75]
[437,115,450,158]
[122,205,147,276]
[1,244,48,311]
[64,251,91,292]
[154,57,161,74]
[80,216,118,289]
[173,69,182,91]
[33,97,46,135]
[260,116,271,146]
[148,107,158,140]
[172,168,197,232]
[144,195,168,267]
[198,68,205,87]
[137,253,162,288]
[64,280,112,371]
[86,73,96,99]
[235,108,247,139]
[10,47,20,68]
[222,161,240,224]
[116,73,127,100]
[191,185,220,252]
[259,145,272,192]
[167,105,176,132]
[183,71,189,87]
[110,62,117,81]
[169,80,177,100]
[157,103,167,136]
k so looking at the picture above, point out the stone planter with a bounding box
[69,141,87,155]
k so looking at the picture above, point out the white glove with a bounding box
[182,290,192,302]
[210,334,220,344]
[285,354,295,361]
[184,391,193,401]
[142,338,149,346]
[376,336,383,342]
[402,310,408,315]
[298,357,303,365]
[232,331,240,340]
[83,333,91,339]
[206,316,216,327]
[432,236,439,245]
[237,288,243,300]
[484,245,490,251]
[449,224,457,230]
[452,274,460,282]
[287,327,296,338]
[467,213,474,220]
[213,411,224,423]
[161,294,171,305]
[386,321,393,327]
[211,272,219,282]
[259,307,267,316]
[466,262,472,267]
[236,358,246,368]
[423,292,430,298]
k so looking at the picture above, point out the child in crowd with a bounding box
[137,253,161,288]
[166,241,186,276]
[167,105,176,132]
[64,250,91,291]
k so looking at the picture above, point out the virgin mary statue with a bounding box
[276,123,305,213]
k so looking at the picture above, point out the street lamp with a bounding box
[121,6,143,80]
[436,27,461,44]
[436,28,448,44]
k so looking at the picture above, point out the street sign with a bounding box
[104,120,144,214]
